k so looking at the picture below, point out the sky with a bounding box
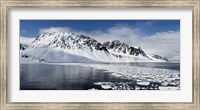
[20,20,180,61]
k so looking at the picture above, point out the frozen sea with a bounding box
[20,62,180,90]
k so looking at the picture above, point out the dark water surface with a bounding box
[20,63,180,90]
[20,64,122,90]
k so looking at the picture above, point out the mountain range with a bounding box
[20,31,169,63]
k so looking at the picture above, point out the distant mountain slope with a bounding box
[151,54,169,62]
[20,37,35,50]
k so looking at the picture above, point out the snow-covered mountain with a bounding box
[21,32,116,62]
[20,31,168,63]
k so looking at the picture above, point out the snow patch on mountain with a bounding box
[22,48,97,63]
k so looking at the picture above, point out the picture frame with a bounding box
[0,0,199,110]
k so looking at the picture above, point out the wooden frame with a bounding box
[0,0,199,110]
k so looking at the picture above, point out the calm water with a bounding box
[20,64,122,90]
[20,63,180,90]
[105,62,180,71]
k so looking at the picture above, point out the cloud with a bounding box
[39,27,73,34]
[38,26,180,61]
[138,31,180,59]
[79,26,141,45]
[20,36,35,45]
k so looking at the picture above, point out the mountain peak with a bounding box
[103,40,147,57]
[28,31,109,53]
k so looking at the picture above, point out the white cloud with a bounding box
[20,37,35,45]
[37,26,180,61]
[138,31,180,59]
[89,26,142,44]
[39,27,73,34]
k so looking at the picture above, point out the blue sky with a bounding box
[20,20,180,37]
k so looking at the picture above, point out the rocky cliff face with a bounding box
[103,40,147,57]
